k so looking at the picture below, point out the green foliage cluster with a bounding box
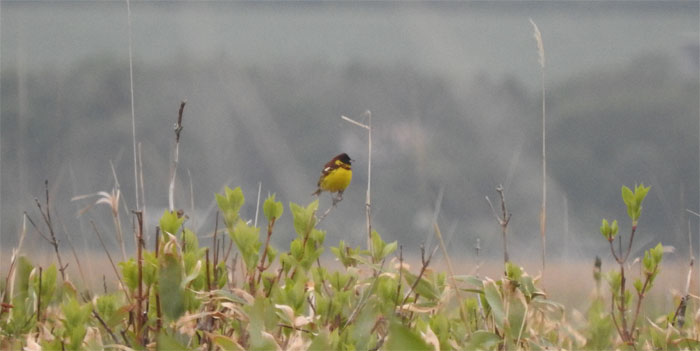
[0,184,697,350]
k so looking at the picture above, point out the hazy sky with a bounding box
[3,2,697,88]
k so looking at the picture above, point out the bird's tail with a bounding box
[312,189,321,196]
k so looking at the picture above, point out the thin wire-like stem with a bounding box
[341,111,372,250]
[138,142,146,235]
[62,223,88,290]
[91,221,131,303]
[434,222,469,329]
[400,244,438,308]
[126,0,138,212]
[31,181,67,282]
[365,111,372,247]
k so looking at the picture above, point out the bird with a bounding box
[312,153,353,198]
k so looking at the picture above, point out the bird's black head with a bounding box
[337,153,352,165]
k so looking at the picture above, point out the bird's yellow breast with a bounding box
[320,166,352,192]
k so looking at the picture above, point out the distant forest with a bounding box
[2,51,698,262]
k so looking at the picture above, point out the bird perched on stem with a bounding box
[312,153,353,200]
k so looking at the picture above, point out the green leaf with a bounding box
[606,271,622,293]
[32,264,57,311]
[621,185,635,207]
[651,242,663,263]
[402,269,440,301]
[95,294,118,323]
[622,184,651,222]
[15,256,34,300]
[142,251,159,287]
[231,219,261,273]
[633,279,643,294]
[483,279,506,331]
[600,219,610,239]
[246,298,280,351]
[518,274,540,300]
[160,209,185,236]
[643,250,654,273]
[62,298,91,351]
[385,319,433,351]
[118,259,138,291]
[467,330,501,350]
[208,333,244,351]
[505,262,523,281]
[382,241,398,260]
[216,186,245,231]
[159,252,185,322]
[182,228,199,253]
[263,193,284,222]
[454,275,485,289]
[182,258,202,289]
[290,200,318,237]
[371,230,385,261]
[611,220,619,237]
[157,332,192,351]
[308,329,333,351]
[506,292,528,341]
[635,184,650,203]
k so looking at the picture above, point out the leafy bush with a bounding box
[1,183,697,350]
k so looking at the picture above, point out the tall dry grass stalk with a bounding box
[3,214,28,305]
[433,221,469,328]
[138,142,147,240]
[530,18,547,275]
[126,0,139,213]
[73,188,127,262]
[341,110,372,250]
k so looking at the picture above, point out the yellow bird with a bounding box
[312,153,353,197]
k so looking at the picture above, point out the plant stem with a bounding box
[622,225,637,262]
[257,217,276,285]
[341,111,372,250]
[36,267,42,324]
[169,100,187,212]
[154,228,163,334]
[132,210,145,345]
[32,181,67,281]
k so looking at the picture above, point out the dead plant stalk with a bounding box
[530,18,547,275]
[341,111,372,250]
[169,100,187,212]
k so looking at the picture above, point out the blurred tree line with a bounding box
[1,52,698,261]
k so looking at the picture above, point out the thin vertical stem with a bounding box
[365,110,373,249]
[530,18,547,275]
[213,211,219,285]
[132,210,144,345]
[341,111,372,250]
[126,0,138,211]
[433,222,469,329]
[154,227,162,334]
[169,101,187,212]
[36,267,42,324]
